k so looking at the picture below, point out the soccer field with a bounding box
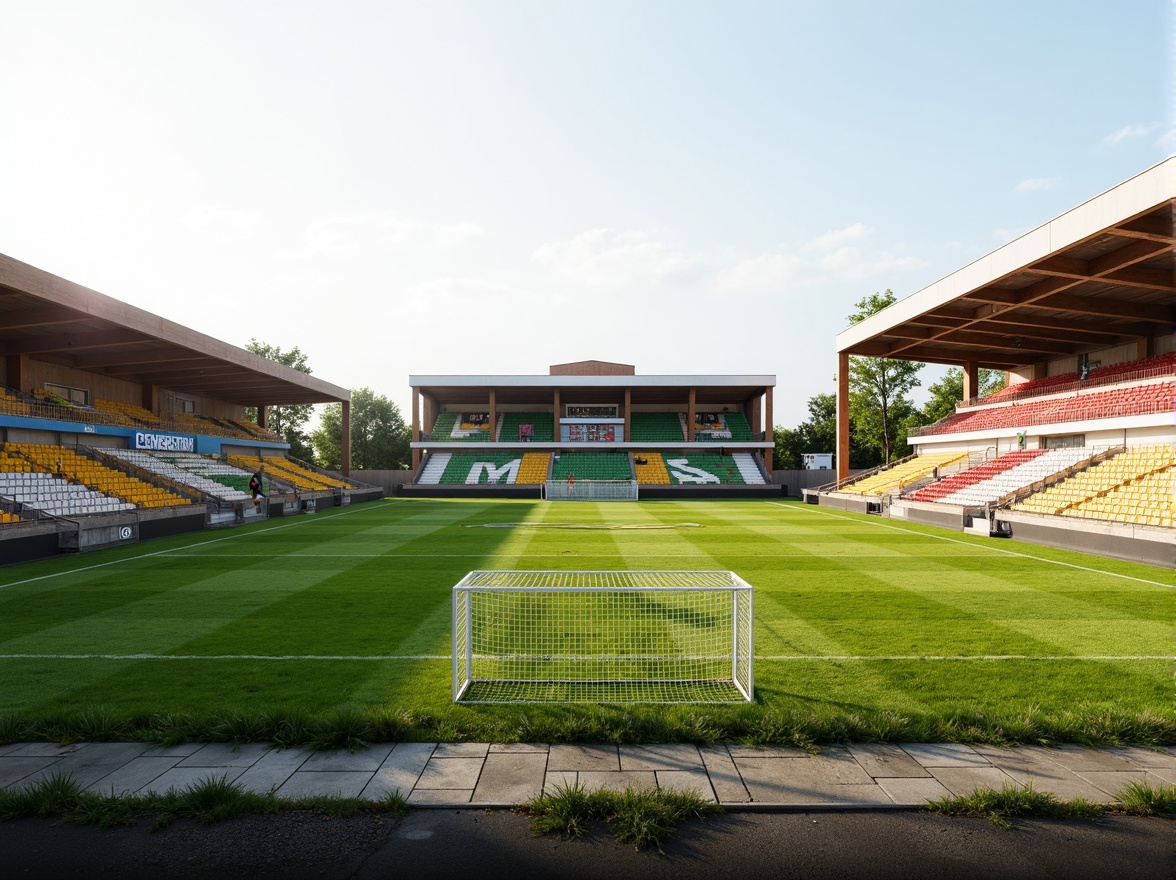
[0,498,1172,745]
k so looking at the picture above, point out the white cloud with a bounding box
[180,206,261,241]
[803,222,871,252]
[290,212,484,258]
[716,224,925,292]
[1102,123,1158,146]
[1014,177,1062,194]
[530,228,697,286]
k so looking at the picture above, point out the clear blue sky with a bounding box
[0,1,1170,427]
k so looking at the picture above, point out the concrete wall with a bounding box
[773,469,865,497]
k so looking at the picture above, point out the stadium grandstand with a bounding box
[818,158,1175,566]
[406,361,780,499]
[0,253,381,564]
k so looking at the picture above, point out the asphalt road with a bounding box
[2,809,1172,880]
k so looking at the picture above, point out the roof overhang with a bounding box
[0,253,349,406]
[836,158,1176,369]
[410,374,775,407]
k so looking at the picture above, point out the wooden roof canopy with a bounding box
[836,159,1176,370]
[0,253,349,407]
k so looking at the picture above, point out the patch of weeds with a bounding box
[309,708,373,752]
[524,782,721,852]
[1115,779,1176,816]
[925,783,1104,828]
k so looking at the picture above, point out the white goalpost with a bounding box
[452,570,754,704]
[544,479,639,501]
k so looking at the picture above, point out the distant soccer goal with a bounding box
[544,479,638,501]
[452,570,754,704]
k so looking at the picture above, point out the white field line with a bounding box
[0,502,397,592]
[770,502,1176,590]
[0,653,1168,662]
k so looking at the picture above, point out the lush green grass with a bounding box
[0,498,1172,745]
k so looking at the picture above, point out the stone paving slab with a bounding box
[416,757,483,790]
[619,744,703,771]
[276,770,373,800]
[471,752,547,804]
[927,766,1020,797]
[579,770,657,793]
[899,743,988,768]
[361,743,435,801]
[547,743,619,771]
[656,769,716,801]
[699,746,751,803]
[875,776,952,806]
[234,747,312,795]
[0,756,60,788]
[299,745,393,772]
[20,742,151,790]
[86,757,183,795]
[2,740,1169,808]
[849,743,930,778]
[178,742,274,768]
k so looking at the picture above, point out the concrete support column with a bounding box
[411,387,421,471]
[257,406,267,430]
[764,388,774,482]
[423,394,436,436]
[1137,336,1153,359]
[341,400,351,477]
[962,361,978,404]
[836,352,850,482]
[553,388,561,442]
[488,390,497,442]
[623,388,631,442]
[687,388,696,442]
[141,383,159,416]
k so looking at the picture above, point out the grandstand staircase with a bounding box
[417,453,451,485]
[733,453,765,484]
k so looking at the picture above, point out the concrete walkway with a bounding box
[2,741,1173,809]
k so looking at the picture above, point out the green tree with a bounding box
[244,340,316,462]
[847,290,924,463]
[773,393,837,469]
[312,387,410,470]
[922,367,1008,424]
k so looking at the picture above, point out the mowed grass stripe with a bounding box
[8,501,517,714]
[0,499,1171,731]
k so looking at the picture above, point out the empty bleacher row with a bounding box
[0,385,284,444]
[917,379,1175,437]
[426,411,759,443]
[1013,445,1174,528]
[0,445,353,523]
[416,451,767,486]
[847,446,1174,531]
[983,352,1176,405]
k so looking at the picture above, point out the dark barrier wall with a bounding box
[140,513,206,541]
[0,530,61,566]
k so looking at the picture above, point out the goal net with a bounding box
[544,479,638,501]
[452,570,754,704]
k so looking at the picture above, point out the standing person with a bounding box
[249,467,266,509]
[567,472,574,494]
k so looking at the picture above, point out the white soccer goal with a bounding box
[544,479,639,501]
[452,570,754,704]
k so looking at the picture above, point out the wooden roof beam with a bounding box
[1110,211,1175,243]
[0,328,148,355]
[0,306,84,330]
[1033,293,1176,323]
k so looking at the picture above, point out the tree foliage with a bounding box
[244,340,316,463]
[847,291,923,464]
[922,367,1007,425]
[312,387,410,470]
[773,392,877,470]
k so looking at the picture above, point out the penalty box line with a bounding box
[0,653,1168,662]
[770,502,1175,590]
[0,501,397,592]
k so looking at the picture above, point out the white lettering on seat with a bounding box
[665,459,720,484]
[466,460,521,484]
